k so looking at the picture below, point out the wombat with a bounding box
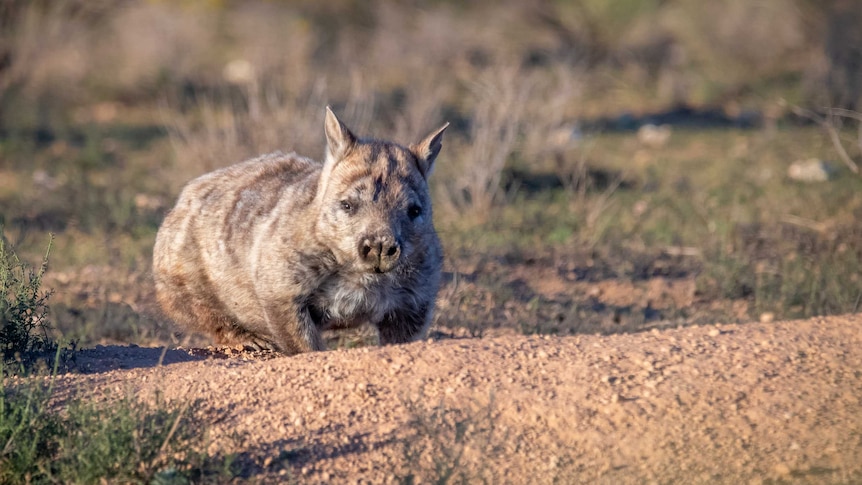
[153,107,448,354]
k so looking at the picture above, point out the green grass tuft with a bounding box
[0,377,237,484]
[0,230,58,366]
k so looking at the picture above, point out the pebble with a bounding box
[787,158,833,182]
[637,123,672,148]
[773,463,792,476]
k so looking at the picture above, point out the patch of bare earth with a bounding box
[53,314,862,483]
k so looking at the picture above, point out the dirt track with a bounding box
[56,314,862,484]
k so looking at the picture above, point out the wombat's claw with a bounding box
[244,339,275,352]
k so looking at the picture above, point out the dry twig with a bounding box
[789,104,859,174]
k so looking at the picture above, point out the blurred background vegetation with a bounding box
[1,0,860,348]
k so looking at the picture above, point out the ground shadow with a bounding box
[581,104,764,132]
[227,424,402,480]
[71,345,207,373]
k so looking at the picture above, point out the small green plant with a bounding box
[0,230,58,365]
[0,377,237,484]
[0,377,62,482]
[398,393,502,485]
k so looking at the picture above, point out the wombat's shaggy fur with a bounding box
[153,107,448,354]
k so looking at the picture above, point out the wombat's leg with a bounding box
[263,304,326,354]
[157,281,275,350]
[377,304,431,345]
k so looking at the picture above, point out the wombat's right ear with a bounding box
[324,106,356,164]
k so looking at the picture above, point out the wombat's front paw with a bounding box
[241,338,276,352]
[214,327,275,351]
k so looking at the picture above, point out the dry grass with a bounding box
[437,66,535,216]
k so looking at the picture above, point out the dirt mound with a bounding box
[56,314,862,483]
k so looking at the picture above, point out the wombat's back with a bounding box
[153,151,320,344]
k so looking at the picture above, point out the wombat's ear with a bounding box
[324,106,356,163]
[410,122,449,178]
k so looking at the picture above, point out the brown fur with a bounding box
[153,107,448,354]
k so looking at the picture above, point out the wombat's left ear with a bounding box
[410,122,449,178]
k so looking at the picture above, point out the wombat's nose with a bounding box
[358,234,401,272]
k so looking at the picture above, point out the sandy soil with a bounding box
[53,313,862,484]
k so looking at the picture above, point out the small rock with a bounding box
[223,58,255,85]
[759,312,775,323]
[637,124,672,148]
[32,169,61,190]
[708,328,721,337]
[787,158,833,182]
[773,463,792,476]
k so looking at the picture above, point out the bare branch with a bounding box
[826,108,862,122]
[789,105,859,174]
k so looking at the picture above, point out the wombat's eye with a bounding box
[407,204,423,220]
[341,200,354,213]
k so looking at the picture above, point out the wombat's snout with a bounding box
[358,233,401,273]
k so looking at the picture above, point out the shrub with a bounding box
[0,230,57,365]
